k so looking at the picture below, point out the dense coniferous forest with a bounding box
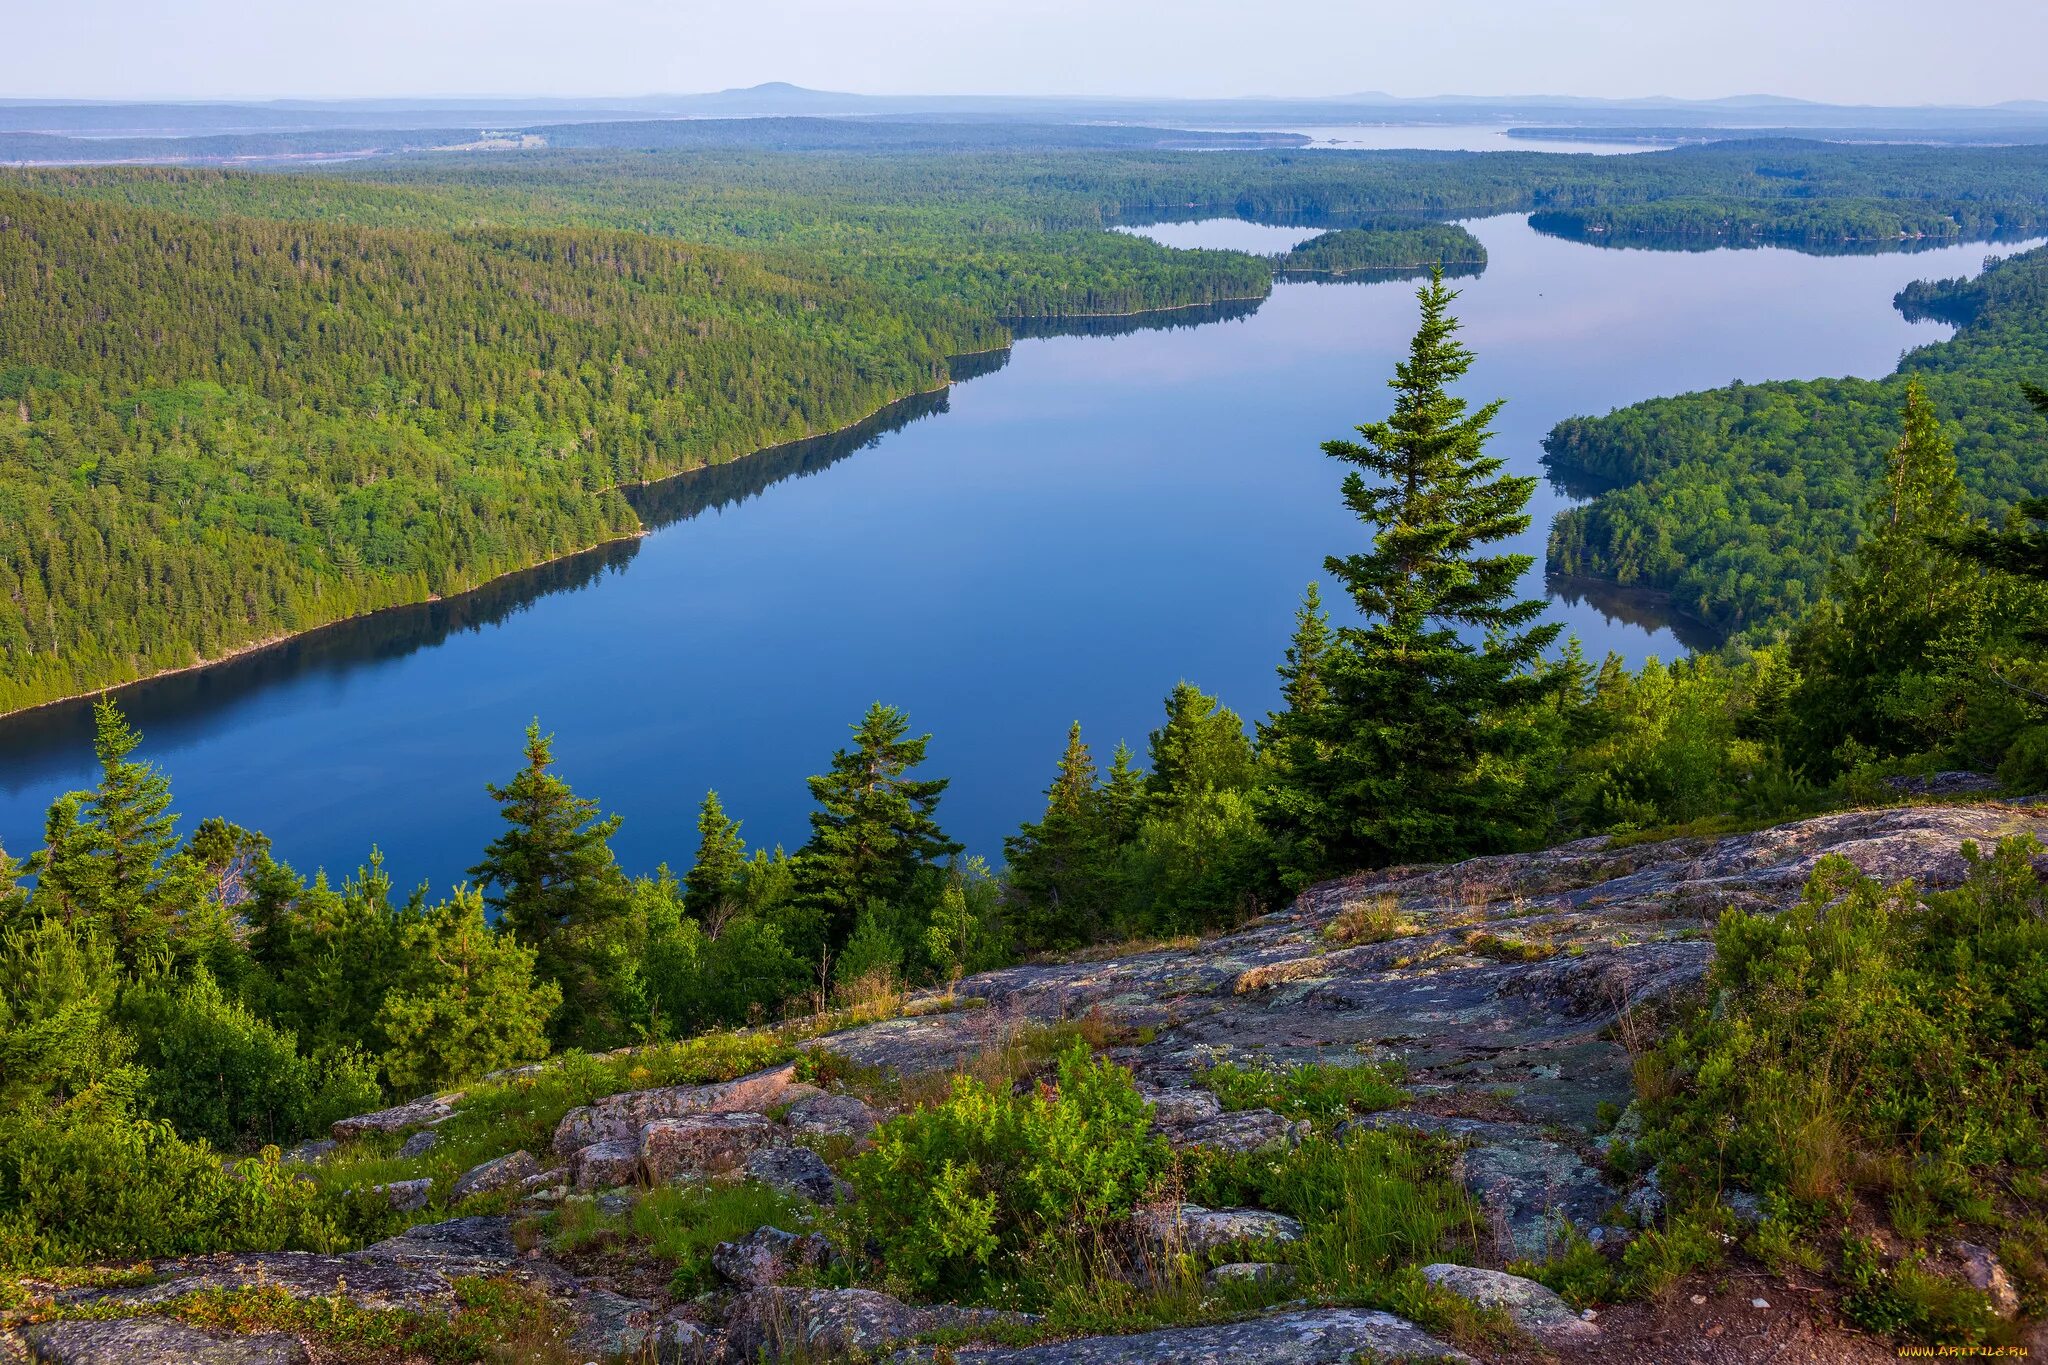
[1547,242,2048,635]
[9,137,2048,709]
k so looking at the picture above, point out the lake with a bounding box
[0,216,2031,893]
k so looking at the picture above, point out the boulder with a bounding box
[744,1146,847,1205]
[398,1129,440,1158]
[372,1177,434,1211]
[640,1111,780,1181]
[331,1091,462,1140]
[1133,1204,1304,1256]
[280,1137,337,1165]
[1958,1242,2022,1318]
[1420,1263,1600,1346]
[552,1063,800,1157]
[711,1225,833,1288]
[567,1288,657,1360]
[1139,1086,1223,1129]
[782,1092,879,1142]
[1165,1108,1305,1155]
[898,1308,1470,1363]
[723,1287,1032,1362]
[353,1215,523,1276]
[654,1311,715,1364]
[21,1318,309,1365]
[723,1286,927,1361]
[451,1149,539,1200]
[62,1250,455,1315]
[572,1136,641,1190]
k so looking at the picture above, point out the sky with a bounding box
[7,0,2046,106]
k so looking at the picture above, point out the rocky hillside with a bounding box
[7,803,2044,1364]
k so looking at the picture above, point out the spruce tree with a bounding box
[1145,683,1254,806]
[798,702,961,950]
[1005,722,1111,949]
[31,701,186,962]
[1285,270,1561,872]
[1098,742,1148,848]
[469,720,628,1047]
[376,887,560,1094]
[1258,584,1338,884]
[1789,382,1985,764]
[0,841,27,933]
[683,790,748,929]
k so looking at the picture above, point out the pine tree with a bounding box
[469,720,628,1047]
[1789,382,1985,764]
[1098,742,1148,848]
[1258,584,1338,884]
[30,701,187,962]
[1284,270,1562,873]
[797,702,962,950]
[1005,722,1112,949]
[375,887,559,1094]
[1145,683,1254,807]
[683,790,747,929]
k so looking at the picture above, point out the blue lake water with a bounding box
[0,216,2033,894]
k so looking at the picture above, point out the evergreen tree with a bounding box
[1098,742,1148,848]
[797,703,962,950]
[1789,382,1986,764]
[0,841,27,933]
[1145,683,1254,807]
[1258,584,1338,884]
[30,701,187,963]
[469,721,629,1048]
[375,887,559,1094]
[683,790,748,929]
[1944,383,2048,584]
[1281,270,1562,873]
[1005,722,1112,949]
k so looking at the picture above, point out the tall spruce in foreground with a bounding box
[798,703,962,952]
[1276,270,1561,875]
[469,721,624,1047]
[1258,585,1336,882]
[683,790,748,930]
[30,700,189,963]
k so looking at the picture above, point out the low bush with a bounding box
[847,1041,1167,1296]
[0,1103,338,1266]
[1198,1059,1407,1123]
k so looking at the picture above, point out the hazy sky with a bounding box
[9,0,2046,106]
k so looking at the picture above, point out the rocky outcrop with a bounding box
[640,1111,781,1181]
[1421,1263,1600,1346]
[20,1319,310,1365]
[908,1308,1472,1363]
[566,1288,658,1359]
[712,1226,833,1288]
[551,1064,799,1158]
[330,1091,462,1140]
[744,1146,848,1205]
[782,1092,879,1142]
[450,1149,540,1200]
[1134,1204,1305,1256]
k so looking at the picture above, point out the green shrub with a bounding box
[0,1102,337,1266]
[120,967,358,1150]
[1198,1059,1407,1124]
[1840,1233,2002,1342]
[848,1041,1166,1296]
[1189,1128,1482,1291]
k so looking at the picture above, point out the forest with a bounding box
[3,269,2044,1353]
[1547,240,2048,635]
[8,137,2048,711]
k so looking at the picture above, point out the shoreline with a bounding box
[0,376,976,724]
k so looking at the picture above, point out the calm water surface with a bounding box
[0,218,2031,890]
